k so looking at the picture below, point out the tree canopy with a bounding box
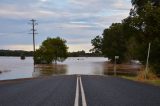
[90,35,103,54]
[34,37,68,64]
[91,0,160,74]
[102,23,127,63]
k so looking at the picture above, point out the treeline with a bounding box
[91,0,160,74]
[0,50,101,57]
[0,50,33,56]
[68,50,102,57]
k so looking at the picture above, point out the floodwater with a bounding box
[0,57,108,80]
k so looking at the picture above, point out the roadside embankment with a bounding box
[104,63,160,86]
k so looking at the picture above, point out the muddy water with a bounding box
[0,57,108,80]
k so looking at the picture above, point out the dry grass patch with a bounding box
[136,68,158,81]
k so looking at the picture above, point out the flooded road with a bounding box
[0,57,141,80]
[0,57,108,80]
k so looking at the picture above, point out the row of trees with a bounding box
[91,0,160,74]
[0,50,33,56]
[0,49,101,57]
[68,50,102,57]
[33,36,105,64]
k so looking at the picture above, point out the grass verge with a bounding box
[119,75,160,86]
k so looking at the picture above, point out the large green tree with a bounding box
[90,35,103,54]
[124,1,160,74]
[137,3,160,74]
[34,37,68,64]
[91,23,127,63]
[131,0,160,15]
[102,23,127,63]
[91,0,160,75]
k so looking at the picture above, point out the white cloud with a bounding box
[0,45,37,51]
[40,0,48,2]
[0,43,92,52]
[0,6,60,19]
[68,43,92,52]
[0,0,132,52]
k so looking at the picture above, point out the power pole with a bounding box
[145,42,151,79]
[29,19,38,65]
[114,56,119,76]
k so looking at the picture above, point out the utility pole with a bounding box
[145,42,151,79]
[114,56,119,76]
[29,19,38,65]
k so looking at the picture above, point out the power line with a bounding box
[29,19,38,65]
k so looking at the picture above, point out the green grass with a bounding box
[145,80,160,86]
[118,75,136,81]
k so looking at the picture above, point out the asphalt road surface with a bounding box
[0,75,160,106]
[82,75,160,106]
[0,76,76,106]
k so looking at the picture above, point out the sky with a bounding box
[0,0,132,52]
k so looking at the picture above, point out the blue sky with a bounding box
[0,0,132,52]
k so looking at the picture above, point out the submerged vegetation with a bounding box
[34,37,68,64]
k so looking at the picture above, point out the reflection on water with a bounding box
[0,57,142,80]
[0,57,34,80]
[0,57,108,80]
[33,57,108,77]
[0,57,141,80]
[33,64,67,77]
[58,57,108,75]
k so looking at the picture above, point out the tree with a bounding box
[34,37,68,64]
[90,0,160,74]
[68,50,86,57]
[102,23,127,63]
[131,0,160,15]
[125,1,160,74]
[90,35,103,54]
[139,3,160,74]
[122,16,143,61]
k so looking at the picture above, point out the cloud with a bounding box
[68,43,92,52]
[0,44,36,51]
[111,0,131,10]
[40,0,48,2]
[68,0,131,12]
[0,0,132,52]
[0,5,61,19]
